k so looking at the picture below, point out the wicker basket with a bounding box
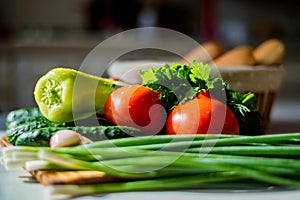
[219,65,285,131]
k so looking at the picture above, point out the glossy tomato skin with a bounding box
[104,85,166,135]
[166,90,239,135]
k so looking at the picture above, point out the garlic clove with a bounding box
[50,130,82,148]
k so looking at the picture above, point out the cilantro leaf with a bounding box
[189,61,210,83]
[139,64,196,111]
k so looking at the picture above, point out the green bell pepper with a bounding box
[34,68,124,123]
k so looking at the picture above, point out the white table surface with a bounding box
[1,131,300,200]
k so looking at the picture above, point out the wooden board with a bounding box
[29,170,117,185]
[0,136,12,147]
[1,136,118,185]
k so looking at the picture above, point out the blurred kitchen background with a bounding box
[0,0,299,132]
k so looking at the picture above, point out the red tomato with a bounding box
[104,85,166,135]
[166,90,239,135]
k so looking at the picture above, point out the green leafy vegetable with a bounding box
[226,89,261,134]
[189,61,210,83]
[6,107,42,128]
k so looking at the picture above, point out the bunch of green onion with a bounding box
[2,133,300,198]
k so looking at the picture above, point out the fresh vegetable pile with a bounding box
[6,61,261,147]
[138,61,261,135]
[3,133,300,197]
[104,61,261,135]
[3,61,298,197]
